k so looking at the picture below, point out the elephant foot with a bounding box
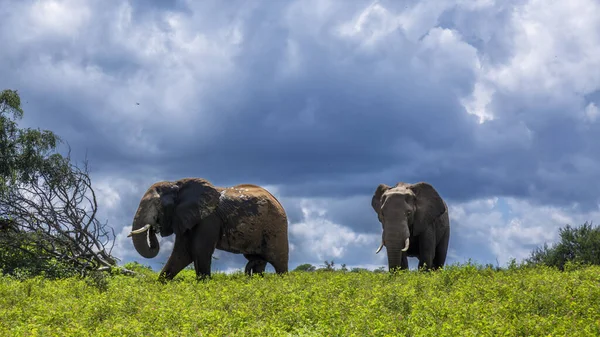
[195,273,211,282]
[158,272,173,284]
[244,259,267,276]
[243,254,268,276]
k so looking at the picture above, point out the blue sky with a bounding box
[1,0,600,272]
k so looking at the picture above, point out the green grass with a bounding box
[1,264,599,336]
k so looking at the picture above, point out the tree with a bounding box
[294,263,316,272]
[1,89,61,195]
[350,267,369,273]
[318,260,335,271]
[525,222,600,270]
[0,89,128,278]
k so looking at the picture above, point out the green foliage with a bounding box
[294,261,357,272]
[0,230,79,280]
[525,222,600,270]
[293,263,316,272]
[0,265,598,335]
[317,260,336,271]
[0,89,69,278]
[0,89,63,195]
[1,88,118,279]
[350,267,370,273]
[121,262,156,277]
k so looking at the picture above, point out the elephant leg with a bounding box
[400,254,409,270]
[244,259,267,276]
[417,234,435,271]
[190,215,221,280]
[252,260,267,274]
[244,254,267,276]
[265,254,288,275]
[159,235,193,282]
[263,231,289,275]
[244,260,253,275]
[432,231,450,270]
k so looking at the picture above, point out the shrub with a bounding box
[1,264,599,335]
[525,222,600,270]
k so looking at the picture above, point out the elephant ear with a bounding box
[158,183,179,237]
[409,182,446,230]
[371,184,391,222]
[171,178,221,235]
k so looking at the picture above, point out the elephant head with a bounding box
[371,182,446,270]
[127,178,221,259]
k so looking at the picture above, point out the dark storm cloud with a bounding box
[109,0,600,213]
[140,31,482,192]
[2,0,483,199]
[437,0,523,66]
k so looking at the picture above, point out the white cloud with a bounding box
[450,198,505,239]
[212,267,245,274]
[289,199,381,262]
[335,2,399,45]
[584,102,599,122]
[451,197,600,266]
[469,0,600,117]
[94,178,130,212]
[414,27,480,91]
[28,0,90,38]
[461,82,495,123]
[339,263,387,271]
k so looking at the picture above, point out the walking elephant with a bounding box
[371,181,450,271]
[127,178,289,280]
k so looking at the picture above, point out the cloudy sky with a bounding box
[1,0,600,272]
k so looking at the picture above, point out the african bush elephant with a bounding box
[371,182,450,271]
[127,178,289,280]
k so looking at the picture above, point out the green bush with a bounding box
[293,263,316,272]
[526,222,600,270]
[1,89,119,278]
[0,231,79,280]
[0,264,598,336]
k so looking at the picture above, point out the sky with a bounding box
[1,0,600,273]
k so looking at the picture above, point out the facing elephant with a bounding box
[371,181,450,271]
[127,178,289,280]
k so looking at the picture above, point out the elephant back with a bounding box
[216,185,275,229]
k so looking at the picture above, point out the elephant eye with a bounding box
[406,210,412,216]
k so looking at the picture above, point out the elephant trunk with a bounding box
[383,223,410,271]
[387,246,406,271]
[128,209,160,259]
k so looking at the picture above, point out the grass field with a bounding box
[1,263,599,336]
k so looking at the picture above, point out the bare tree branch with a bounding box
[0,150,135,277]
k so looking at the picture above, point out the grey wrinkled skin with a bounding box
[130,178,289,281]
[371,182,450,272]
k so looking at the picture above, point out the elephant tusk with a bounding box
[147,227,154,248]
[127,224,151,237]
[375,241,384,254]
[401,238,410,252]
